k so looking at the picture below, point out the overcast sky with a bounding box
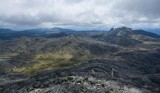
[0,0,160,30]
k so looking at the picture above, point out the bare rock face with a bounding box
[28,76,144,93]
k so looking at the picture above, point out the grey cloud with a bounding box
[0,0,159,29]
[0,15,40,26]
[64,0,84,4]
[116,0,160,17]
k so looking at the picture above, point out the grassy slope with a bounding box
[13,50,91,76]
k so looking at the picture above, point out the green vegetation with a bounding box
[35,51,73,61]
[132,35,160,45]
[0,53,18,57]
[131,35,142,41]
[13,51,91,76]
[143,41,160,45]
[13,60,74,76]
[138,48,148,52]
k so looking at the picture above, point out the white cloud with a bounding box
[0,0,159,30]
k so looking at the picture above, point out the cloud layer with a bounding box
[0,0,160,30]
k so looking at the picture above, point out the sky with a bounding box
[0,0,160,30]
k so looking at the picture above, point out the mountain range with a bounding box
[0,27,160,93]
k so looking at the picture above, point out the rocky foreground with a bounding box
[0,58,159,93]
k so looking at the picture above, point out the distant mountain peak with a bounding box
[52,27,63,30]
[117,26,132,31]
[109,27,132,32]
[108,27,133,37]
[0,28,14,32]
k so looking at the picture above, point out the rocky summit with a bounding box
[0,27,160,93]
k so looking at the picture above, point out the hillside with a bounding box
[0,27,160,93]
